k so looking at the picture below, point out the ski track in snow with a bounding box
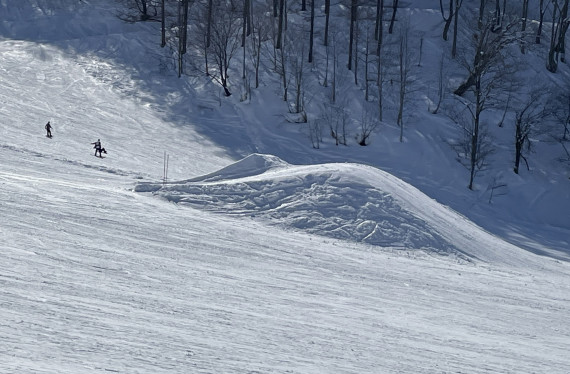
[3,155,570,374]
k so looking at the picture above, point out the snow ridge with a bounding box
[136,154,534,265]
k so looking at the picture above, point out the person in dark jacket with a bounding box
[91,139,107,157]
[45,121,52,138]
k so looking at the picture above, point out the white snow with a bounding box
[1,1,570,373]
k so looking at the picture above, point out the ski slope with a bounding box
[3,146,570,373]
[2,1,570,373]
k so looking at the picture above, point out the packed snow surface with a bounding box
[1,1,570,373]
[137,153,543,266]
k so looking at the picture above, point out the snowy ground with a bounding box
[2,1,570,373]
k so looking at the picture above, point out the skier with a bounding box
[45,121,52,138]
[91,139,107,157]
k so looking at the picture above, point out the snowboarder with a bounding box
[45,121,52,138]
[91,139,107,157]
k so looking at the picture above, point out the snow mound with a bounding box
[136,154,527,264]
[188,153,290,182]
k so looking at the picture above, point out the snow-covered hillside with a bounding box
[1,1,570,373]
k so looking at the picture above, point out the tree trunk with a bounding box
[281,48,287,101]
[556,0,570,63]
[141,0,148,20]
[377,51,383,121]
[354,13,359,84]
[398,30,406,142]
[242,0,249,47]
[206,0,213,48]
[276,0,285,49]
[348,0,357,70]
[375,0,381,41]
[514,119,522,174]
[440,0,453,41]
[376,0,384,56]
[536,0,545,44]
[255,28,261,88]
[332,41,337,103]
[452,0,461,58]
[160,0,166,47]
[468,75,482,190]
[389,0,398,34]
[365,29,369,101]
[454,71,476,96]
[177,0,184,77]
[520,0,528,53]
[478,0,485,30]
[494,0,501,30]
[309,0,315,62]
[324,0,330,46]
[547,1,559,73]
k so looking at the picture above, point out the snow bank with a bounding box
[136,154,533,265]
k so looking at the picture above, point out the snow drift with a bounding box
[136,154,532,265]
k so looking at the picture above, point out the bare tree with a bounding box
[388,0,399,34]
[430,54,445,114]
[353,6,361,85]
[546,92,570,141]
[557,0,570,63]
[249,7,270,88]
[208,2,241,95]
[376,38,384,121]
[451,0,464,58]
[375,0,383,44]
[547,0,569,72]
[176,0,190,77]
[452,97,495,190]
[324,0,331,46]
[328,30,346,103]
[375,0,385,121]
[453,15,517,189]
[276,0,285,49]
[376,0,384,56]
[309,0,315,63]
[364,24,372,101]
[357,108,380,146]
[535,0,548,44]
[397,24,409,142]
[161,0,166,47]
[324,104,348,145]
[288,26,309,118]
[513,93,544,174]
[242,0,251,48]
[118,0,159,22]
[348,0,358,70]
[478,0,487,30]
[440,0,454,41]
[454,14,519,96]
[493,0,502,30]
[308,118,324,148]
[520,0,529,53]
[273,22,289,101]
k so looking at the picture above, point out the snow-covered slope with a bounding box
[3,140,570,373]
[136,153,543,266]
[2,1,570,373]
